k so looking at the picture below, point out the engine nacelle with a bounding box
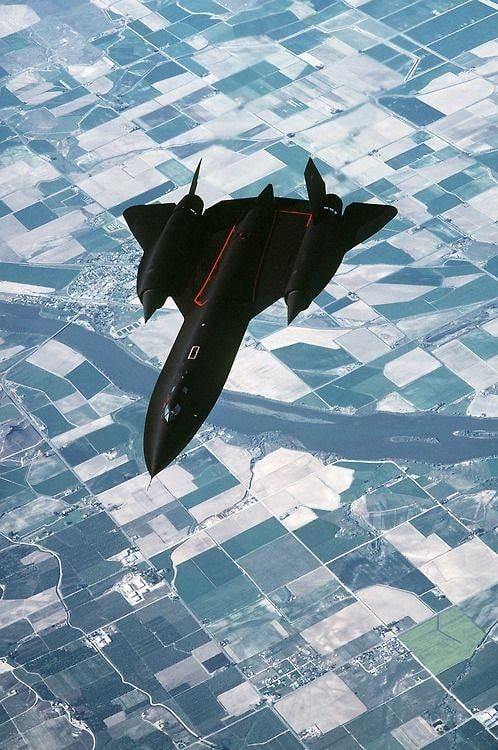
[285,195,342,323]
[137,193,204,321]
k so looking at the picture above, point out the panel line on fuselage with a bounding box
[251,209,279,302]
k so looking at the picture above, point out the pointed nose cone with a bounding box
[146,455,160,480]
[142,289,165,323]
[144,380,200,479]
[286,290,309,325]
[144,425,169,479]
[145,450,161,481]
[144,418,196,478]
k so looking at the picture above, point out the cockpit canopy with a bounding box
[163,402,181,422]
[163,372,190,423]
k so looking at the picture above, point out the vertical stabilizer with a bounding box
[189,159,202,197]
[304,158,326,222]
[256,183,274,205]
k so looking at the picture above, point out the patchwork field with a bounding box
[0,0,497,746]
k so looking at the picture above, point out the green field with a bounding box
[9,361,74,401]
[401,366,471,410]
[0,403,21,422]
[401,607,484,674]
[0,262,78,289]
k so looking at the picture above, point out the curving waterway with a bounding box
[1,301,497,464]
[211,393,498,463]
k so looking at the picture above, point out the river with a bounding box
[1,301,497,464]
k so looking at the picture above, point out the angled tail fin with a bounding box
[256,183,274,205]
[340,202,398,252]
[305,158,326,222]
[189,159,202,197]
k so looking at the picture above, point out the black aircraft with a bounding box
[123,159,397,478]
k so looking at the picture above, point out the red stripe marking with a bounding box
[280,210,312,218]
[194,223,236,307]
[281,209,313,226]
[194,210,312,307]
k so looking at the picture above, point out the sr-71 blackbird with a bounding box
[123,159,397,478]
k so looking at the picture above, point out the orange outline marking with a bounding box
[280,210,311,218]
[194,210,312,307]
[281,209,313,227]
[194,223,236,306]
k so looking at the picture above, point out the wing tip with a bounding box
[374,203,398,224]
[341,201,399,251]
[122,204,141,231]
[122,202,177,253]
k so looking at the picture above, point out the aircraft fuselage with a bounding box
[124,158,398,478]
[144,298,251,478]
[144,197,276,477]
